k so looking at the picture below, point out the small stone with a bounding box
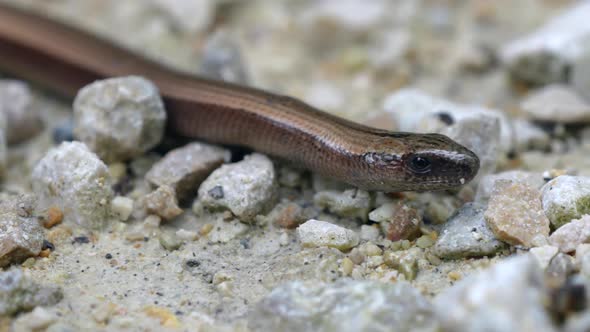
[198,154,277,222]
[265,202,308,229]
[249,280,438,332]
[433,203,505,259]
[0,80,42,144]
[358,242,382,257]
[175,229,198,242]
[541,175,590,228]
[145,142,230,202]
[149,0,215,34]
[341,257,354,276]
[530,245,559,270]
[371,202,421,241]
[200,30,250,84]
[521,84,590,123]
[475,170,545,203]
[73,76,166,163]
[297,219,359,251]
[199,223,213,236]
[313,189,371,221]
[512,118,550,152]
[434,255,555,332]
[159,231,182,251]
[484,180,550,248]
[500,1,590,85]
[383,249,420,281]
[416,235,435,249]
[0,197,45,267]
[12,306,57,331]
[279,232,290,246]
[545,253,576,288]
[42,207,64,229]
[111,196,134,221]
[549,215,590,253]
[31,142,113,229]
[207,219,248,243]
[0,268,62,316]
[144,186,183,220]
[360,225,380,241]
[143,215,161,228]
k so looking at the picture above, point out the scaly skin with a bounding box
[0,3,480,192]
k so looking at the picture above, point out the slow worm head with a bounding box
[0,3,480,192]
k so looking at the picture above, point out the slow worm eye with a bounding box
[409,156,431,173]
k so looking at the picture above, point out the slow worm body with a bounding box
[0,4,479,192]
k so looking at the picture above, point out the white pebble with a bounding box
[297,219,359,251]
[111,196,134,221]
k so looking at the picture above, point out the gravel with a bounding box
[297,219,359,251]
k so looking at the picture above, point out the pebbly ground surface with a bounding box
[1,0,590,331]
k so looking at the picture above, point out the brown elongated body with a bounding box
[0,3,480,191]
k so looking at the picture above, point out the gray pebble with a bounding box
[145,142,230,202]
[73,76,166,163]
[0,196,44,267]
[31,142,113,229]
[434,255,557,332]
[198,154,277,222]
[200,30,250,84]
[521,84,590,123]
[313,189,371,221]
[541,175,590,228]
[297,219,359,251]
[249,280,439,332]
[475,170,545,203]
[0,80,43,144]
[0,268,62,316]
[432,203,505,259]
[549,215,590,253]
[500,1,590,85]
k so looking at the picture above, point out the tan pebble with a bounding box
[38,249,51,258]
[222,210,233,221]
[133,243,142,249]
[200,223,214,236]
[341,257,354,276]
[43,206,64,228]
[125,231,145,242]
[143,306,180,328]
[47,226,73,243]
[448,271,462,281]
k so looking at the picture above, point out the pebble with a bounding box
[0,196,45,267]
[521,84,590,123]
[484,180,550,248]
[300,0,388,33]
[265,202,309,229]
[383,248,421,281]
[549,215,590,253]
[359,224,380,242]
[249,280,438,332]
[146,142,230,202]
[382,89,506,176]
[512,118,551,152]
[370,202,422,241]
[433,203,505,259]
[0,268,63,316]
[572,51,590,100]
[159,231,182,251]
[529,245,559,270]
[475,170,545,203]
[541,175,590,228]
[434,255,556,332]
[12,307,58,331]
[200,30,250,84]
[313,189,371,221]
[175,229,198,242]
[297,219,359,251]
[198,154,277,222]
[110,196,134,221]
[73,76,166,163]
[143,185,183,220]
[0,80,42,144]
[149,0,215,34]
[207,219,249,244]
[500,1,590,84]
[32,142,113,229]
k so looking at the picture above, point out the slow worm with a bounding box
[0,3,479,192]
